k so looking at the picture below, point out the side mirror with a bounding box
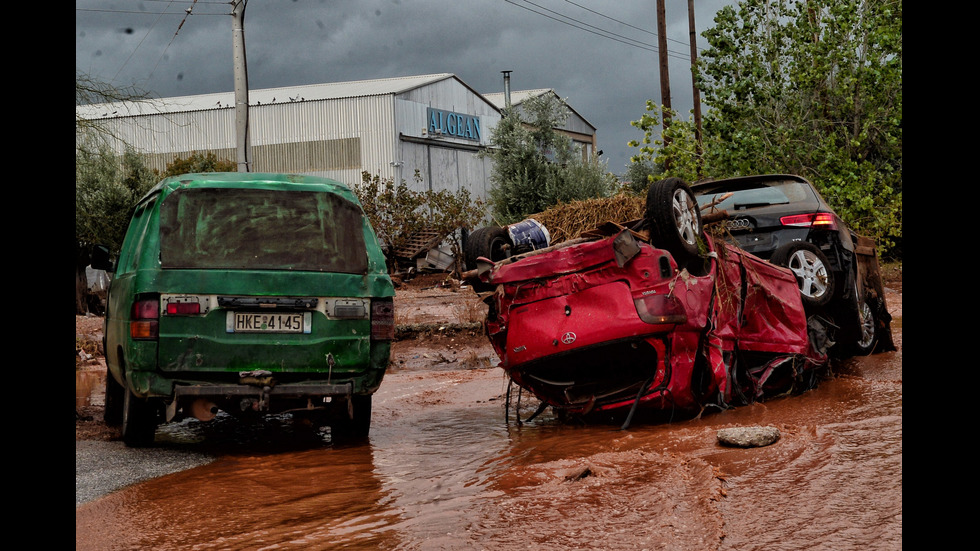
[91,244,114,272]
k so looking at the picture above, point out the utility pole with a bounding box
[232,0,251,172]
[656,0,672,171]
[688,0,704,179]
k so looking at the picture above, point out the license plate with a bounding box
[227,312,311,333]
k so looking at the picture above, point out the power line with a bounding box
[502,0,691,61]
[562,0,692,50]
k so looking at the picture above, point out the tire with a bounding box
[850,297,878,355]
[645,177,702,265]
[771,241,835,308]
[104,366,124,425]
[464,226,512,271]
[331,395,372,443]
[122,386,158,447]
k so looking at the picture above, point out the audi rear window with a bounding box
[695,180,816,211]
[159,187,369,273]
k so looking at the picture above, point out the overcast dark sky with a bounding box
[76,0,736,177]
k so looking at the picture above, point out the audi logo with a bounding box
[727,218,751,230]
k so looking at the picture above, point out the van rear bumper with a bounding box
[166,381,358,421]
[173,382,354,399]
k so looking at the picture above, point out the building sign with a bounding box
[427,108,481,141]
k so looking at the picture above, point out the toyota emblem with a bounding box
[560,332,577,344]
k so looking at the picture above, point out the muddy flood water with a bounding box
[76,305,901,550]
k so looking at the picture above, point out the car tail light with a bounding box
[633,293,688,325]
[131,297,159,340]
[371,298,395,341]
[780,212,837,229]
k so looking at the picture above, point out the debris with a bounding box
[717,426,781,448]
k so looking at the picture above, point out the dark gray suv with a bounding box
[690,174,894,356]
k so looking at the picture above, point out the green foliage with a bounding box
[622,156,662,196]
[629,0,902,258]
[628,102,704,185]
[482,94,615,225]
[75,145,157,254]
[159,151,237,178]
[353,171,487,274]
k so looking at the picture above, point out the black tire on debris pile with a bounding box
[464,226,513,293]
[464,226,512,271]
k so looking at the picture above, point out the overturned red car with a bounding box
[468,178,838,426]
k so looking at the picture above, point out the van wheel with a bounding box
[123,387,158,447]
[104,366,124,425]
[771,242,835,308]
[331,395,372,443]
[645,178,702,265]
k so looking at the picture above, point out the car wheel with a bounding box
[851,297,878,355]
[770,241,835,308]
[122,385,158,447]
[331,395,372,443]
[104,365,124,425]
[645,177,702,265]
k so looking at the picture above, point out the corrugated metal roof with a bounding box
[482,88,553,109]
[77,73,457,119]
[483,88,596,131]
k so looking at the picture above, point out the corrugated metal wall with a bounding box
[79,77,552,206]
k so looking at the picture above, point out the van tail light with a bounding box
[371,298,395,341]
[780,212,838,229]
[131,297,159,340]
[165,300,201,316]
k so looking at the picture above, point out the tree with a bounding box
[75,74,158,314]
[75,145,157,313]
[353,171,487,275]
[481,94,615,225]
[159,151,237,178]
[628,0,901,258]
[627,102,701,186]
[76,72,149,157]
[622,155,663,196]
[698,0,902,257]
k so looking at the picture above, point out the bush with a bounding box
[354,171,487,274]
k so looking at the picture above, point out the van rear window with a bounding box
[159,188,369,273]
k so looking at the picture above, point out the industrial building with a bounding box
[76,73,597,201]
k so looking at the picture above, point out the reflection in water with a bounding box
[76,444,400,551]
[76,370,102,409]
[77,343,901,550]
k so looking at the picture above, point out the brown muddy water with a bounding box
[76,324,901,550]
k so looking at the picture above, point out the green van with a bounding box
[92,173,395,447]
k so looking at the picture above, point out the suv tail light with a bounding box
[131,297,159,340]
[371,298,395,341]
[780,212,837,229]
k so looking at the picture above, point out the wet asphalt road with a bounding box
[75,441,215,506]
